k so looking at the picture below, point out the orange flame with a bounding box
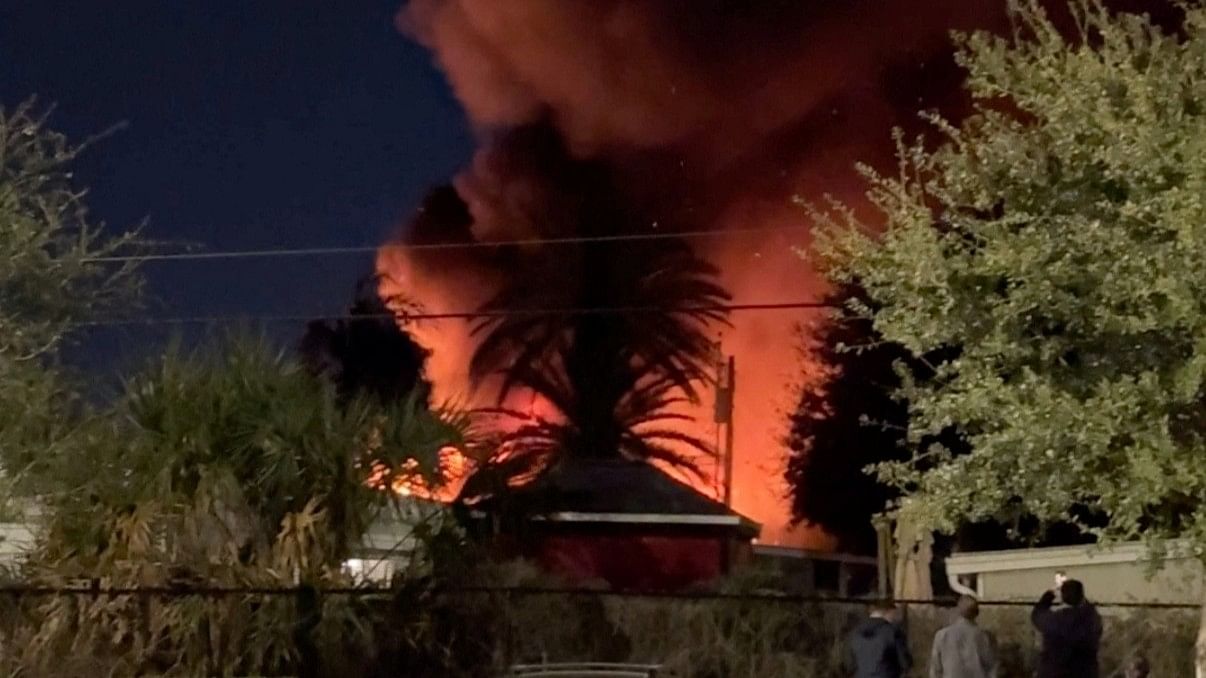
[366,446,470,502]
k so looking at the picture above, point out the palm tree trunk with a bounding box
[294,585,321,678]
[564,313,627,458]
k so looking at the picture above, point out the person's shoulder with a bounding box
[948,619,978,637]
[847,620,872,641]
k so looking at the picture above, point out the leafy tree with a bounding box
[0,100,141,491]
[785,285,910,554]
[301,275,432,406]
[784,284,1099,559]
[813,0,1206,668]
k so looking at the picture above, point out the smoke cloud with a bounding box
[381,0,1020,547]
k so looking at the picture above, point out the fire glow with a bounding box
[377,0,1017,547]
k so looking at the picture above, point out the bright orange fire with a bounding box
[367,446,469,502]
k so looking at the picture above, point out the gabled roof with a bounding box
[474,458,761,537]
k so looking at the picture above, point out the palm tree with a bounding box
[46,333,463,567]
[16,334,468,675]
[468,222,730,482]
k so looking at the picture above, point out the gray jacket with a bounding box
[929,618,997,678]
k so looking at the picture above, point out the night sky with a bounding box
[0,1,472,373]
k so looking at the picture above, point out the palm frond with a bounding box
[466,233,730,476]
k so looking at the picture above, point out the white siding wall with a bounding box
[0,522,35,565]
[946,542,1202,604]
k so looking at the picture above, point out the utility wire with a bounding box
[75,301,835,328]
[84,225,813,264]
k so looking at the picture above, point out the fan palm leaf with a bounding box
[466,234,728,481]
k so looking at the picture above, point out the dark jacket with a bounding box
[1031,591,1103,678]
[846,617,913,678]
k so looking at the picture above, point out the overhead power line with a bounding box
[83,225,813,264]
[76,301,835,329]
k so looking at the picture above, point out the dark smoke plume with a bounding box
[399,0,1008,241]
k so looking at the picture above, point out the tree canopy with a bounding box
[0,101,142,482]
[300,275,432,406]
[816,0,1206,551]
[0,102,141,359]
[784,285,911,553]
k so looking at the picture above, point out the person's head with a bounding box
[870,600,901,623]
[956,594,979,621]
[1060,579,1086,606]
[1125,655,1150,678]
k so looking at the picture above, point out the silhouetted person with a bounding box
[929,595,996,678]
[846,600,912,678]
[1031,579,1102,678]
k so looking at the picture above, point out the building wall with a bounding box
[535,534,727,590]
[749,547,879,596]
[978,559,1202,604]
[947,542,1204,605]
[0,522,35,566]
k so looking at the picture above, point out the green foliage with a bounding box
[37,334,464,574]
[4,335,469,676]
[814,0,1206,548]
[0,100,142,479]
[0,100,141,360]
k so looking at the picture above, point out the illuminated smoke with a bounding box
[380,0,1020,547]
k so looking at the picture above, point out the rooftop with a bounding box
[475,458,761,536]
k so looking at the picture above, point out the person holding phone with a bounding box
[1031,575,1103,678]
